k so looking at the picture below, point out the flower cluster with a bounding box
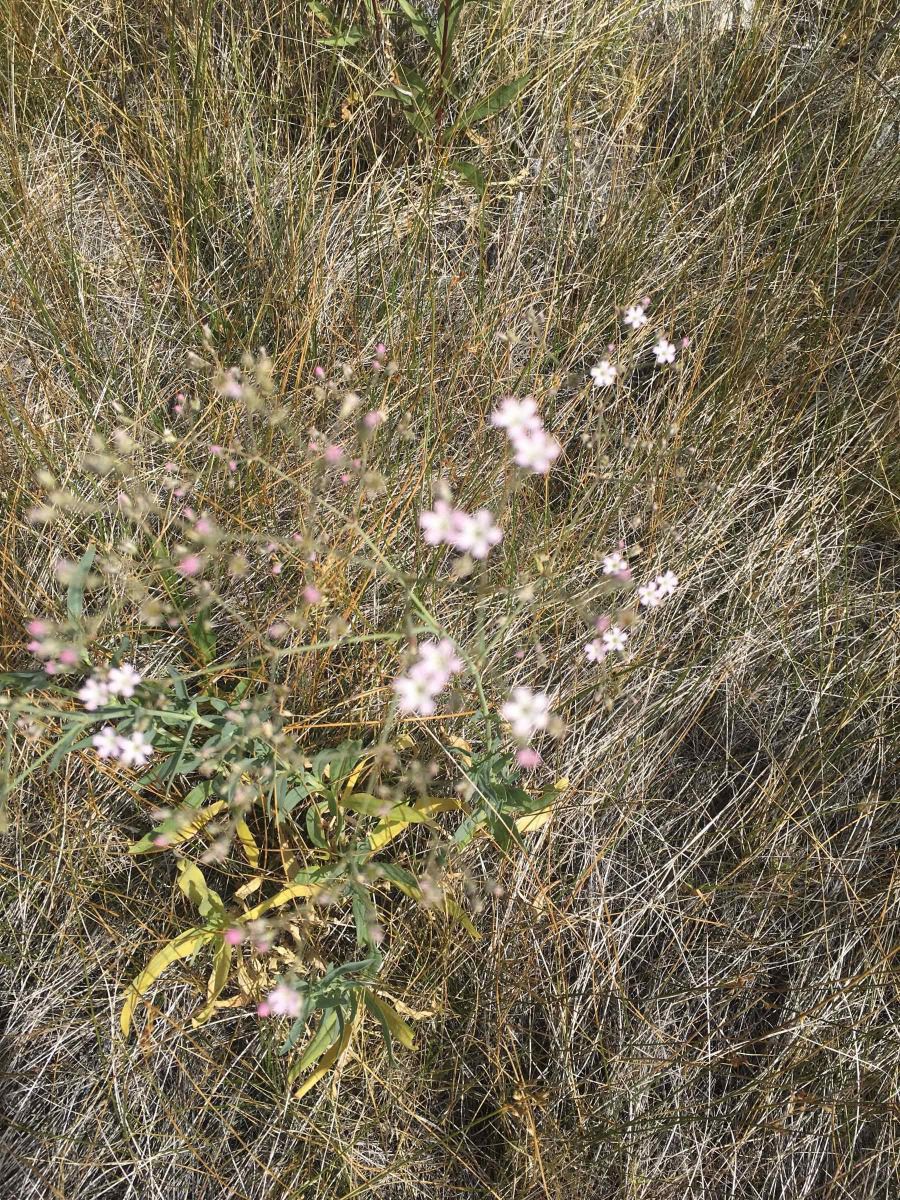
[393,638,463,716]
[490,396,561,474]
[25,619,81,675]
[77,663,143,710]
[419,501,503,559]
[584,616,629,664]
[637,570,679,608]
[91,726,155,767]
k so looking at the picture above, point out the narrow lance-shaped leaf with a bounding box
[456,72,531,131]
[120,927,214,1036]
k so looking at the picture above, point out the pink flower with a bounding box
[107,663,142,698]
[26,619,48,637]
[417,638,462,678]
[419,500,466,547]
[602,625,628,652]
[590,360,617,387]
[177,553,204,577]
[516,747,543,769]
[623,303,648,329]
[116,730,154,767]
[453,509,503,559]
[223,927,244,946]
[58,647,79,667]
[257,1001,272,1018]
[501,687,552,741]
[602,551,628,576]
[652,338,676,365]
[411,638,463,691]
[490,395,542,439]
[655,569,679,597]
[78,677,110,711]
[208,443,224,457]
[91,725,120,758]
[393,673,437,716]
[265,983,303,1017]
[584,638,607,664]
[363,409,385,430]
[375,342,387,357]
[313,365,326,380]
[637,582,662,608]
[510,427,561,474]
[302,585,322,604]
[323,443,344,466]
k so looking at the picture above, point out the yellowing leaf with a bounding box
[443,895,481,940]
[128,801,226,855]
[192,937,233,1027]
[120,927,214,1037]
[366,797,462,852]
[241,880,324,922]
[235,818,260,867]
[365,992,416,1050]
[515,808,553,834]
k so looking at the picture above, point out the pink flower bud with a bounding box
[516,747,543,769]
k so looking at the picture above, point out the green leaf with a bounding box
[66,545,96,621]
[396,0,440,54]
[279,1011,310,1054]
[457,72,531,129]
[350,883,375,948]
[437,0,466,54]
[289,1006,342,1070]
[448,159,486,197]
[0,670,55,693]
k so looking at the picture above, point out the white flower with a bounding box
[91,725,120,758]
[623,304,648,329]
[107,662,142,698]
[393,673,437,716]
[510,427,561,474]
[454,509,503,559]
[419,500,465,547]
[266,983,303,1017]
[652,338,676,365]
[116,730,154,767]
[590,360,617,388]
[602,624,628,652]
[413,638,462,688]
[655,570,679,597]
[602,551,628,576]
[490,395,542,438]
[637,582,662,608]
[78,676,110,711]
[501,687,552,741]
[584,639,607,664]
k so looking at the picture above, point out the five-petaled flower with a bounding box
[107,663,141,698]
[590,360,617,387]
[501,687,553,741]
[454,509,503,559]
[652,338,676,365]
